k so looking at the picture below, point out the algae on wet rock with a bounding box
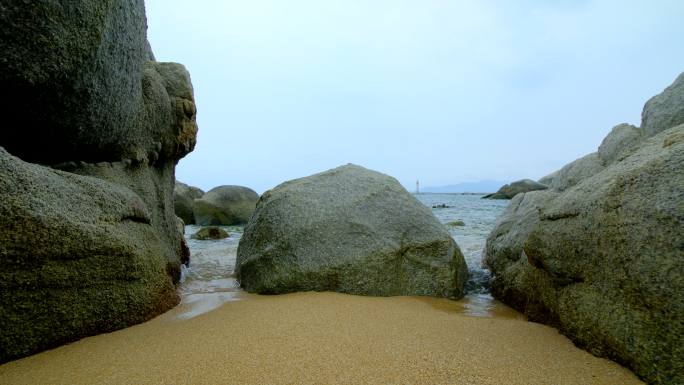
[236,164,468,298]
[192,227,230,240]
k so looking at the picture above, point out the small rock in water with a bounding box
[447,220,465,226]
[192,226,230,240]
[432,204,451,208]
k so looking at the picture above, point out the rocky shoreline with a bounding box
[484,73,684,384]
[0,1,681,384]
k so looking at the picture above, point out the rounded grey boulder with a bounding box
[236,164,468,298]
[174,181,204,225]
[641,72,684,137]
[548,152,604,192]
[193,186,259,226]
[598,123,643,166]
[483,179,548,199]
[0,148,178,363]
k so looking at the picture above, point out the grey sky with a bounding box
[146,0,684,193]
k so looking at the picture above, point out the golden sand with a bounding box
[0,292,643,385]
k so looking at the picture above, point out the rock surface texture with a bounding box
[641,72,684,137]
[483,179,548,199]
[484,73,684,385]
[174,181,204,225]
[193,186,259,226]
[236,164,468,298]
[0,0,197,363]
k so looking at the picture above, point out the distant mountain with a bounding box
[421,180,506,194]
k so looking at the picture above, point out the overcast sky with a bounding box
[146,0,684,193]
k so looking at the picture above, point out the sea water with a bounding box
[178,193,508,318]
[413,193,509,316]
[177,225,244,319]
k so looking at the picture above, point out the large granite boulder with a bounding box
[236,164,468,298]
[0,0,197,362]
[483,179,548,199]
[0,148,178,362]
[537,170,559,186]
[597,123,642,166]
[548,152,605,192]
[484,73,684,385]
[174,181,205,225]
[193,186,259,226]
[2,0,138,163]
[641,72,684,137]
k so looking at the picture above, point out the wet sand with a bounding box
[0,292,643,385]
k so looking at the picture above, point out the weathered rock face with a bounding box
[0,0,197,363]
[484,73,684,385]
[641,72,684,137]
[483,179,548,199]
[537,170,559,186]
[0,1,196,165]
[0,148,178,362]
[193,186,259,226]
[236,164,468,298]
[597,123,642,166]
[174,182,205,225]
[548,152,605,192]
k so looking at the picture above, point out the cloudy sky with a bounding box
[146,0,684,193]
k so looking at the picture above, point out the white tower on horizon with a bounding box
[416,179,420,194]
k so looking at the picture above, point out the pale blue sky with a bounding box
[146,0,684,193]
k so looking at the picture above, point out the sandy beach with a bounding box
[0,292,642,385]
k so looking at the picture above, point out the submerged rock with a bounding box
[192,227,230,240]
[483,179,548,199]
[193,185,259,226]
[432,204,452,208]
[0,0,197,363]
[447,220,466,227]
[484,73,684,385]
[174,181,205,225]
[236,164,468,298]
